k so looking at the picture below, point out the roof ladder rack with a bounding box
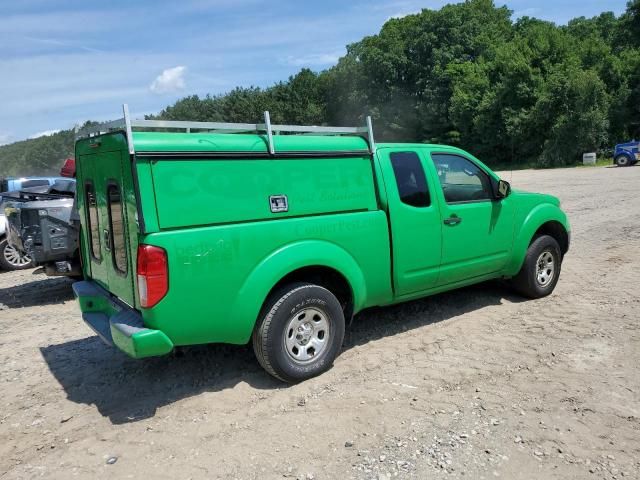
[76,104,376,156]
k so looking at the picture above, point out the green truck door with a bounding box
[429,153,514,286]
[80,150,135,306]
[379,149,443,295]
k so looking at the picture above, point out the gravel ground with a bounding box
[1,165,639,480]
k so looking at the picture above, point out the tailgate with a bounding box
[76,133,137,307]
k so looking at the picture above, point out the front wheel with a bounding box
[252,283,345,383]
[0,238,33,271]
[615,155,631,167]
[510,235,562,299]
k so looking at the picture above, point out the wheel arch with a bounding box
[505,204,570,277]
[532,220,569,256]
[266,265,355,321]
[229,240,366,344]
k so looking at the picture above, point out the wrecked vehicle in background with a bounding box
[3,159,82,277]
[0,177,67,270]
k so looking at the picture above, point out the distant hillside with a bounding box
[0,129,74,177]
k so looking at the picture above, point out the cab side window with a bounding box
[390,152,431,208]
[431,154,493,203]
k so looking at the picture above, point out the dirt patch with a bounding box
[1,165,639,479]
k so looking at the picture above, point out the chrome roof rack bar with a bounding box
[123,103,135,155]
[366,116,376,154]
[260,111,275,155]
[76,104,376,155]
[131,119,260,132]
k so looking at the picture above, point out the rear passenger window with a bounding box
[390,152,430,207]
[85,182,101,261]
[107,183,127,274]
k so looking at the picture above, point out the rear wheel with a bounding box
[0,238,33,271]
[510,235,562,299]
[615,155,631,167]
[252,283,345,383]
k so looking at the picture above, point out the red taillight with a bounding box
[136,244,168,308]
[60,158,76,178]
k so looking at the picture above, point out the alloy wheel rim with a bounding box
[284,307,330,364]
[535,250,555,287]
[3,244,31,267]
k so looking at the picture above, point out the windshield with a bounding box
[48,179,76,196]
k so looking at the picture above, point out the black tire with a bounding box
[615,155,631,167]
[510,235,562,299]
[0,237,33,271]
[252,283,345,383]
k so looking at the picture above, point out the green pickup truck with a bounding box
[73,105,570,383]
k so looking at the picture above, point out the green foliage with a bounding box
[152,69,328,125]
[532,67,610,166]
[152,0,640,167]
[0,129,74,177]
[619,0,640,47]
[2,0,639,172]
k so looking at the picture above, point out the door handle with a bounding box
[443,215,462,226]
[103,229,111,251]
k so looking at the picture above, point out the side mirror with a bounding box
[496,179,511,199]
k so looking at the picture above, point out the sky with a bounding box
[0,0,629,145]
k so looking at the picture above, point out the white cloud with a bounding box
[0,133,14,146]
[285,52,343,67]
[514,7,541,18]
[28,129,61,139]
[23,35,105,54]
[372,0,427,12]
[183,0,262,12]
[387,10,420,21]
[150,66,187,94]
[0,10,130,36]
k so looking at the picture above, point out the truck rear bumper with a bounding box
[72,281,173,358]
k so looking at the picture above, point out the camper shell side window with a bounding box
[85,181,101,261]
[106,181,128,274]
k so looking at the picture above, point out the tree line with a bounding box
[2,0,639,175]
